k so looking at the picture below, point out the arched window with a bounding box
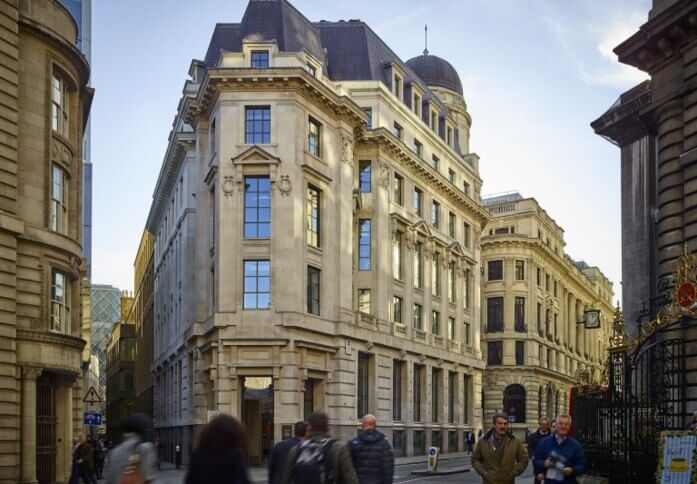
[503,384,526,423]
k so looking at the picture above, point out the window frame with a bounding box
[243,175,271,238]
[243,260,271,310]
[359,160,372,193]
[488,260,503,281]
[393,172,404,206]
[307,117,321,157]
[486,296,504,332]
[50,163,68,234]
[358,219,372,271]
[245,106,271,144]
[50,268,70,333]
[250,50,270,68]
[487,341,503,365]
[307,266,321,315]
[51,73,69,137]
[306,185,321,248]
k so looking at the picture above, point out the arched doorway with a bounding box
[503,384,526,423]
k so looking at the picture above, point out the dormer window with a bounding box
[430,108,438,132]
[251,50,269,68]
[393,74,403,101]
[306,63,317,77]
[413,92,421,117]
[446,126,453,147]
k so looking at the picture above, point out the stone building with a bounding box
[0,0,92,482]
[144,0,488,464]
[480,193,614,433]
[105,321,135,443]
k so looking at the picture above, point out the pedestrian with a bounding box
[185,414,250,484]
[76,435,98,484]
[282,411,358,484]
[175,442,182,469]
[103,413,159,484]
[466,431,475,455]
[478,429,483,440]
[69,436,80,484]
[347,414,394,484]
[94,436,106,479]
[533,414,586,483]
[527,417,551,482]
[472,413,528,484]
[269,421,306,484]
[154,437,161,470]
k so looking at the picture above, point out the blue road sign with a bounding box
[84,411,102,426]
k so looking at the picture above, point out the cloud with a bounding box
[373,5,428,32]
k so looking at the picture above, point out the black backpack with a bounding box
[291,437,337,484]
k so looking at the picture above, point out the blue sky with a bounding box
[91,0,650,299]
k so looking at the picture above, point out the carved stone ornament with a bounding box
[341,134,354,166]
[405,228,416,250]
[377,160,390,188]
[222,176,235,196]
[277,175,292,196]
[22,367,42,380]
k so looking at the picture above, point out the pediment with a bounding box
[231,145,281,165]
[448,241,466,258]
[411,220,433,238]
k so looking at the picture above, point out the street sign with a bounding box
[83,386,102,404]
[83,411,102,426]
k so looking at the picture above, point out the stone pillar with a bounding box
[55,375,74,483]
[20,367,41,484]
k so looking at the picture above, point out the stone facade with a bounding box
[144,0,488,464]
[480,193,614,435]
[0,0,92,482]
[131,230,154,419]
[105,321,135,443]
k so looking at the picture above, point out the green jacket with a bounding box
[472,429,528,484]
[77,442,95,471]
[281,433,358,484]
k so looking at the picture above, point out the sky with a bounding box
[91,0,651,299]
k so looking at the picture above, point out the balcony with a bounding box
[433,335,444,347]
[392,323,407,336]
[357,312,377,327]
[448,340,460,352]
[414,329,427,341]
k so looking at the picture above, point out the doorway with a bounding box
[241,377,274,466]
[37,373,56,484]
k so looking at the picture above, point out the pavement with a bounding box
[151,452,536,484]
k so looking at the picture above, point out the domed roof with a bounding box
[406,53,463,96]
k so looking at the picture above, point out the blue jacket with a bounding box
[269,437,301,484]
[533,434,586,483]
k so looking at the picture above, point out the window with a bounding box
[446,126,453,146]
[547,348,553,368]
[245,107,271,145]
[514,297,526,332]
[51,73,68,136]
[358,219,371,270]
[432,368,441,422]
[392,231,402,280]
[495,227,509,235]
[554,280,558,297]
[431,253,440,296]
[448,262,456,304]
[431,310,440,335]
[413,242,423,288]
[306,186,320,247]
[209,118,217,160]
[503,384,526,423]
[363,108,372,129]
[430,108,438,131]
[243,260,270,309]
[447,316,455,340]
[358,289,371,314]
[307,117,321,156]
[537,268,542,286]
[486,297,504,332]
[244,176,271,238]
[393,430,406,458]
[393,122,403,139]
[357,352,370,418]
[487,341,503,365]
[413,303,423,330]
[412,139,422,157]
[516,341,525,365]
[413,92,421,116]
[413,430,425,455]
[431,200,440,228]
[392,296,403,324]
[50,269,70,333]
[50,164,68,233]
[448,168,456,184]
[546,274,550,291]
[463,375,471,424]
[448,371,456,423]
[414,364,424,421]
[250,50,269,68]
[413,187,423,216]
[488,260,503,281]
[537,303,543,335]
[554,313,558,340]
[393,360,403,421]
[448,212,456,238]
[431,155,440,171]
[359,161,372,193]
[463,320,471,346]
[393,74,402,100]
[464,268,470,309]
[393,173,403,206]
[515,260,525,280]
[306,63,316,76]
[463,181,470,195]
[307,266,320,315]
[463,222,471,248]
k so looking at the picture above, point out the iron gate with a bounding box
[573,322,697,484]
[37,372,56,484]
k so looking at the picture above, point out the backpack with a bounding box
[119,446,145,484]
[292,437,337,484]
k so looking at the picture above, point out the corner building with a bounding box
[146,0,488,463]
[480,193,614,433]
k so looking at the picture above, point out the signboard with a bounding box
[83,411,102,426]
[427,446,439,472]
[83,386,102,404]
[657,431,697,483]
[282,424,293,440]
[584,310,601,329]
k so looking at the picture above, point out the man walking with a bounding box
[348,414,394,484]
[282,412,358,484]
[527,417,551,481]
[269,421,306,484]
[533,414,586,483]
[76,435,98,484]
[472,413,528,484]
[466,431,475,455]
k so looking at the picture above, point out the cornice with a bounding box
[17,329,85,351]
[361,128,490,227]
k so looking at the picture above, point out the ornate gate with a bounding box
[36,372,56,484]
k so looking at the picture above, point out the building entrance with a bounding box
[37,372,56,484]
[241,377,274,466]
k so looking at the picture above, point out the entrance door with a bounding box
[241,377,274,466]
[37,373,56,484]
[244,400,262,464]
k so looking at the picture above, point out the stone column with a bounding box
[20,367,41,484]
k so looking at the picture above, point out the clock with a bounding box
[584,310,600,329]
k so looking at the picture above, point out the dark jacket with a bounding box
[533,434,586,483]
[269,437,301,484]
[185,448,250,484]
[527,430,551,459]
[472,429,528,484]
[77,442,95,471]
[281,433,358,484]
[347,429,394,484]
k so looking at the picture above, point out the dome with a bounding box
[406,53,463,96]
